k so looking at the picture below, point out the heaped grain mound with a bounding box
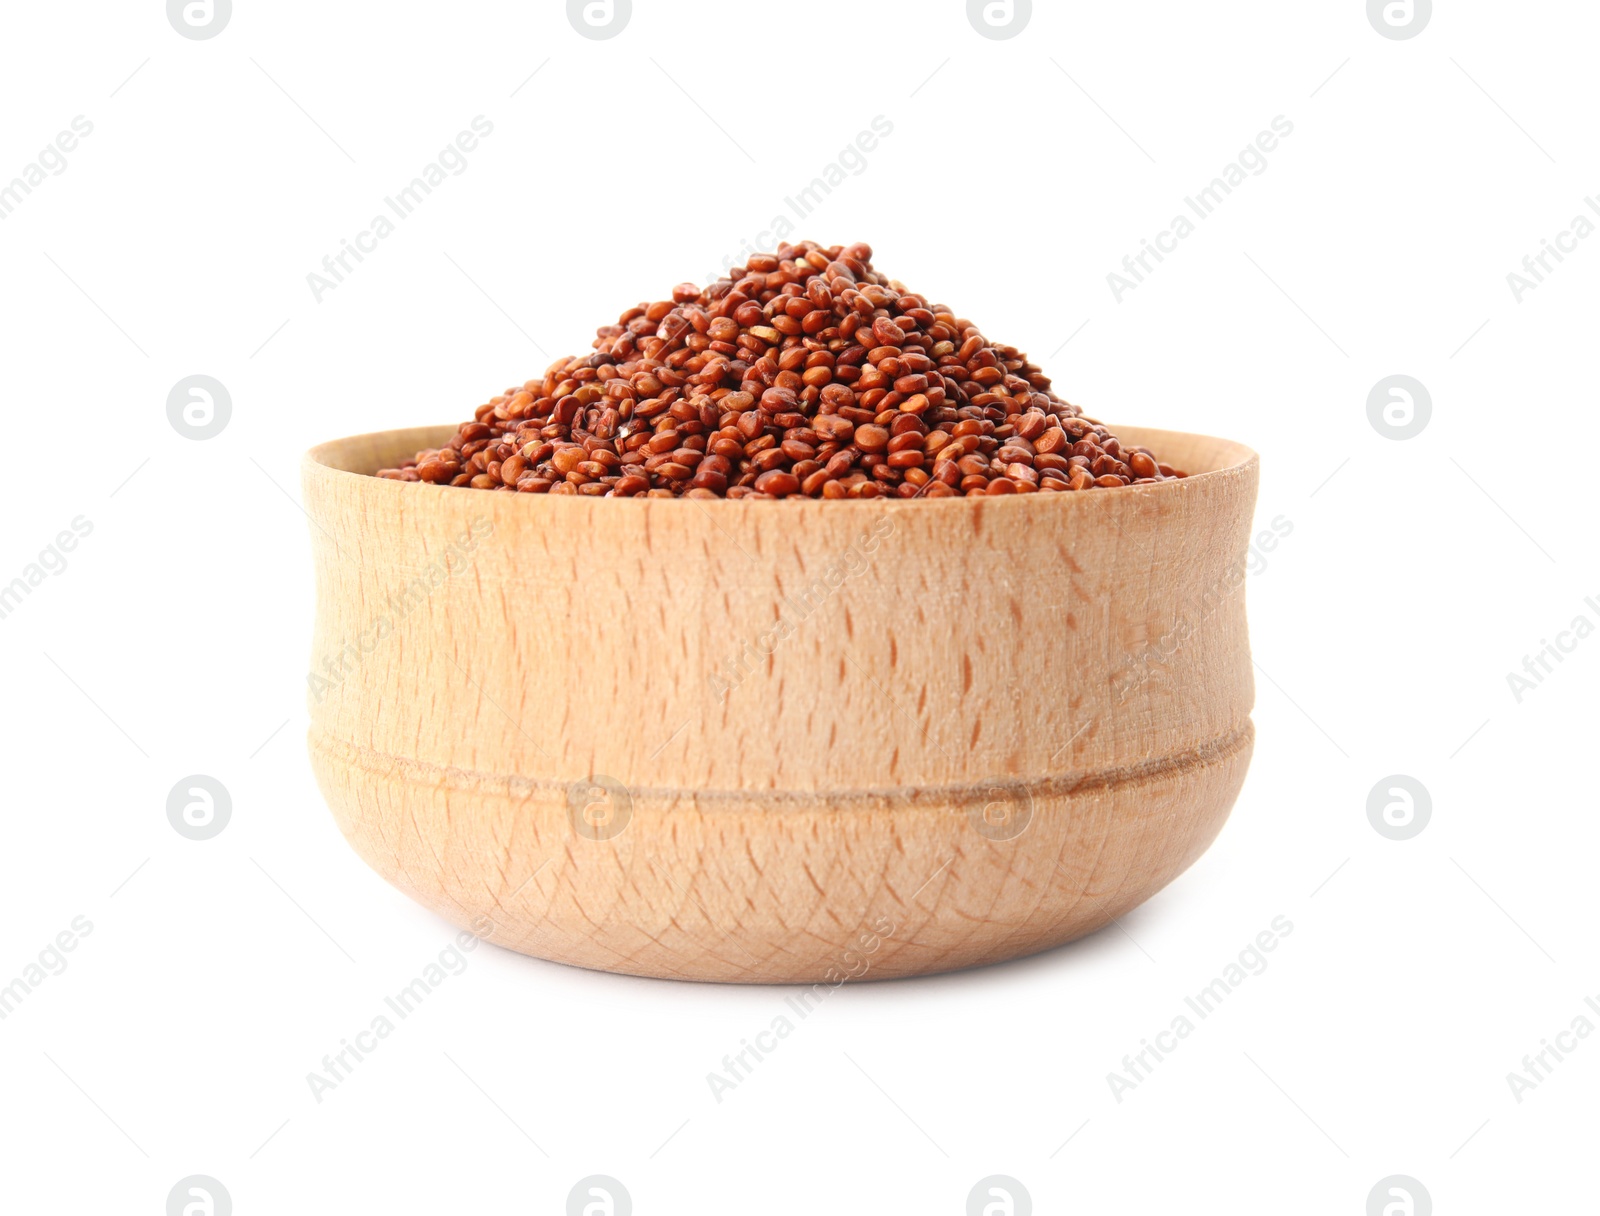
[377,241,1183,498]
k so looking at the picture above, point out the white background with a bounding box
[1,1,1594,1212]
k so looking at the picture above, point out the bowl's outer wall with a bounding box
[302,425,1259,982]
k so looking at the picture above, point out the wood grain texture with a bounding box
[303,425,1259,982]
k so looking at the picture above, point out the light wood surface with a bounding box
[302,425,1259,982]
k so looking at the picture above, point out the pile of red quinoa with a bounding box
[376,241,1183,498]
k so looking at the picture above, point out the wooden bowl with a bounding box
[303,425,1257,983]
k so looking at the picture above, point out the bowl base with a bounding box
[310,722,1252,984]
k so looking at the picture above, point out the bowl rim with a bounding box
[303,422,1258,509]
